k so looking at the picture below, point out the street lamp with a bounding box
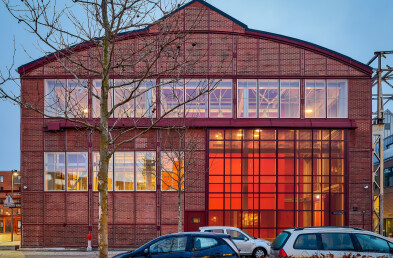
[10,169,18,242]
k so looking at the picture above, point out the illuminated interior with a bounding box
[208,129,345,240]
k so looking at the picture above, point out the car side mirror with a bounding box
[144,248,149,256]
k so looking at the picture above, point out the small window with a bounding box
[0,187,3,191]
[293,234,318,250]
[355,234,390,253]
[150,237,187,254]
[0,176,3,183]
[191,218,200,223]
[194,237,218,250]
[321,233,354,251]
[227,230,247,240]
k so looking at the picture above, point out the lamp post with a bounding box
[10,170,18,242]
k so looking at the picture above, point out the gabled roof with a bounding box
[17,0,372,75]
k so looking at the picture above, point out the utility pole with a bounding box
[10,169,17,242]
[369,51,393,235]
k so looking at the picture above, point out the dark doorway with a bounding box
[184,211,206,232]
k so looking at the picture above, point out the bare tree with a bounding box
[160,127,206,232]
[0,1,212,257]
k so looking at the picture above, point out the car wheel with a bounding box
[252,247,266,258]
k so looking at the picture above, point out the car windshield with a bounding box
[271,231,291,250]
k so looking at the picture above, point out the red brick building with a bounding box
[0,171,21,237]
[18,0,372,248]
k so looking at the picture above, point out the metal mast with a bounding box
[369,51,393,235]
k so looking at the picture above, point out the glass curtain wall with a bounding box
[208,129,345,240]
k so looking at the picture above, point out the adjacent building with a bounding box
[0,171,21,238]
[18,0,373,247]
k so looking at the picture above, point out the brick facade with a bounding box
[18,0,372,247]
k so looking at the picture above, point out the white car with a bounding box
[270,226,393,258]
[199,226,271,258]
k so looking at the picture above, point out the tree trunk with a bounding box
[178,188,182,232]
[98,1,110,257]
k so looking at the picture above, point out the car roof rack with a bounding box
[293,226,364,231]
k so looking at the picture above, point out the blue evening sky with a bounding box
[0,0,392,170]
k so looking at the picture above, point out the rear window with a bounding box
[293,234,318,250]
[203,229,224,233]
[272,231,291,250]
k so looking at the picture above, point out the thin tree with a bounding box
[0,1,211,257]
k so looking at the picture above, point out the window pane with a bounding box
[136,80,156,118]
[194,237,218,250]
[150,237,187,253]
[185,79,208,117]
[113,79,134,118]
[161,151,184,191]
[305,80,326,118]
[238,79,257,118]
[45,152,65,191]
[93,152,113,191]
[45,80,66,117]
[209,80,232,118]
[259,80,279,118]
[321,233,354,251]
[67,152,88,191]
[327,80,347,118]
[294,234,318,250]
[67,79,88,118]
[161,79,184,117]
[136,152,156,190]
[114,152,134,191]
[93,80,113,118]
[356,234,390,253]
[280,80,300,118]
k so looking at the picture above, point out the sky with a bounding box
[0,0,393,171]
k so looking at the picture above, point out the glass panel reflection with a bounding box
[208,129,346,240]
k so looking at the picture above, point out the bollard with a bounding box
[87,233,92,251]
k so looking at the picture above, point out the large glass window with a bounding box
[93,152,151,191]
[45,79,88,118]
[259,80,279,118]
[161,151,184,191]
[135,80,156,118]
[208,129,345,241]
[305,80,326,118]
[93,152,113,191]
[113,79,134,118]
[161,79,184,117]
[114,152,134,191]
[45,80,66,117]
[209,80,233,118]
[280,80,300,118]
[45,152,66,191]
[327,80,347,118]
[92,80,113,118]
[67,152,88,191]
[185,79,209,118]
[136,152,156,191]
[238,80,257,118]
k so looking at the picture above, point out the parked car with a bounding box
[270,226,393,258]
[199,226,271,258]
[113,232,240,258]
